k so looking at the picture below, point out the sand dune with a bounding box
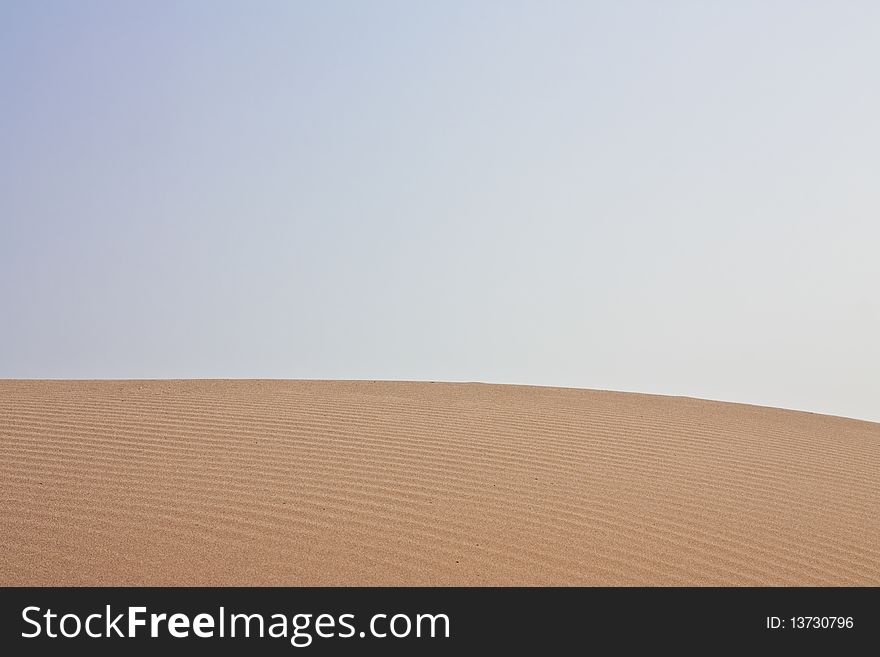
[1,380,877,586]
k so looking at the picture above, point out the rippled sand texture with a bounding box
[1,380,878,585]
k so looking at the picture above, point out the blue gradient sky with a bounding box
[2,2,878,422]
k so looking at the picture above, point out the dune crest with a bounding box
[1,380,878,585]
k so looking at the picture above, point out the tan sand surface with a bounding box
[1,380,877,585]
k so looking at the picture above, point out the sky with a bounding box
[1,1,878,422]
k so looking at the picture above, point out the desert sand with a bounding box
[1,380,877,586]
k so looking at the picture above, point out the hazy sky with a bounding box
[2,2,878,422]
